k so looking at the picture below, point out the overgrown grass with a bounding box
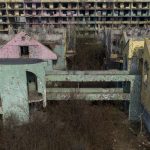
[0,101,146,150]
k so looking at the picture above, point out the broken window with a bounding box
[20,46,29,58]
[113,40,117,46]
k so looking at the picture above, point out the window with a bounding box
[113,40,117,46]
[20,46,29,57]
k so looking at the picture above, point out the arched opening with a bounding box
[26,71,43,103]
[26,71,38,92]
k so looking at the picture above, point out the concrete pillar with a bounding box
[129,76,141,121]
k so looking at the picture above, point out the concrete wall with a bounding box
[0,61,47,123]
[121,38,150,132]
[141,39,150,113]
[127,40,144,59]
[53,44,66,70]
[122,39,144,73]
[138,39,150,132]
[52,29,66,70]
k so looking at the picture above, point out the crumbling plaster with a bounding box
[0,61,47,123]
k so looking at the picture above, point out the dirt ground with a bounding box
[0,101,150,150]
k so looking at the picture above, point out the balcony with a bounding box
[142,13,148,16]
[102,4,106,9]
[32,4,36,9]
[14,4,19,9]
[120,4,124,9]
[15,11,19,16]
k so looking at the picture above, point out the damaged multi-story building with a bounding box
[0,0,150,34]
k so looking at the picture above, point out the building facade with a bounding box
[136,39,150,132]
[120,32,150,132]
[0,59,47,123]
[120,30,150,73]
[0,30,67,70]
[0,0,150,34]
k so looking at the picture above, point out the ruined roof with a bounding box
[0,58,44,65]
[0,32,57,60]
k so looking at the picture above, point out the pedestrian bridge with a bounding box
[46,70,141,121]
